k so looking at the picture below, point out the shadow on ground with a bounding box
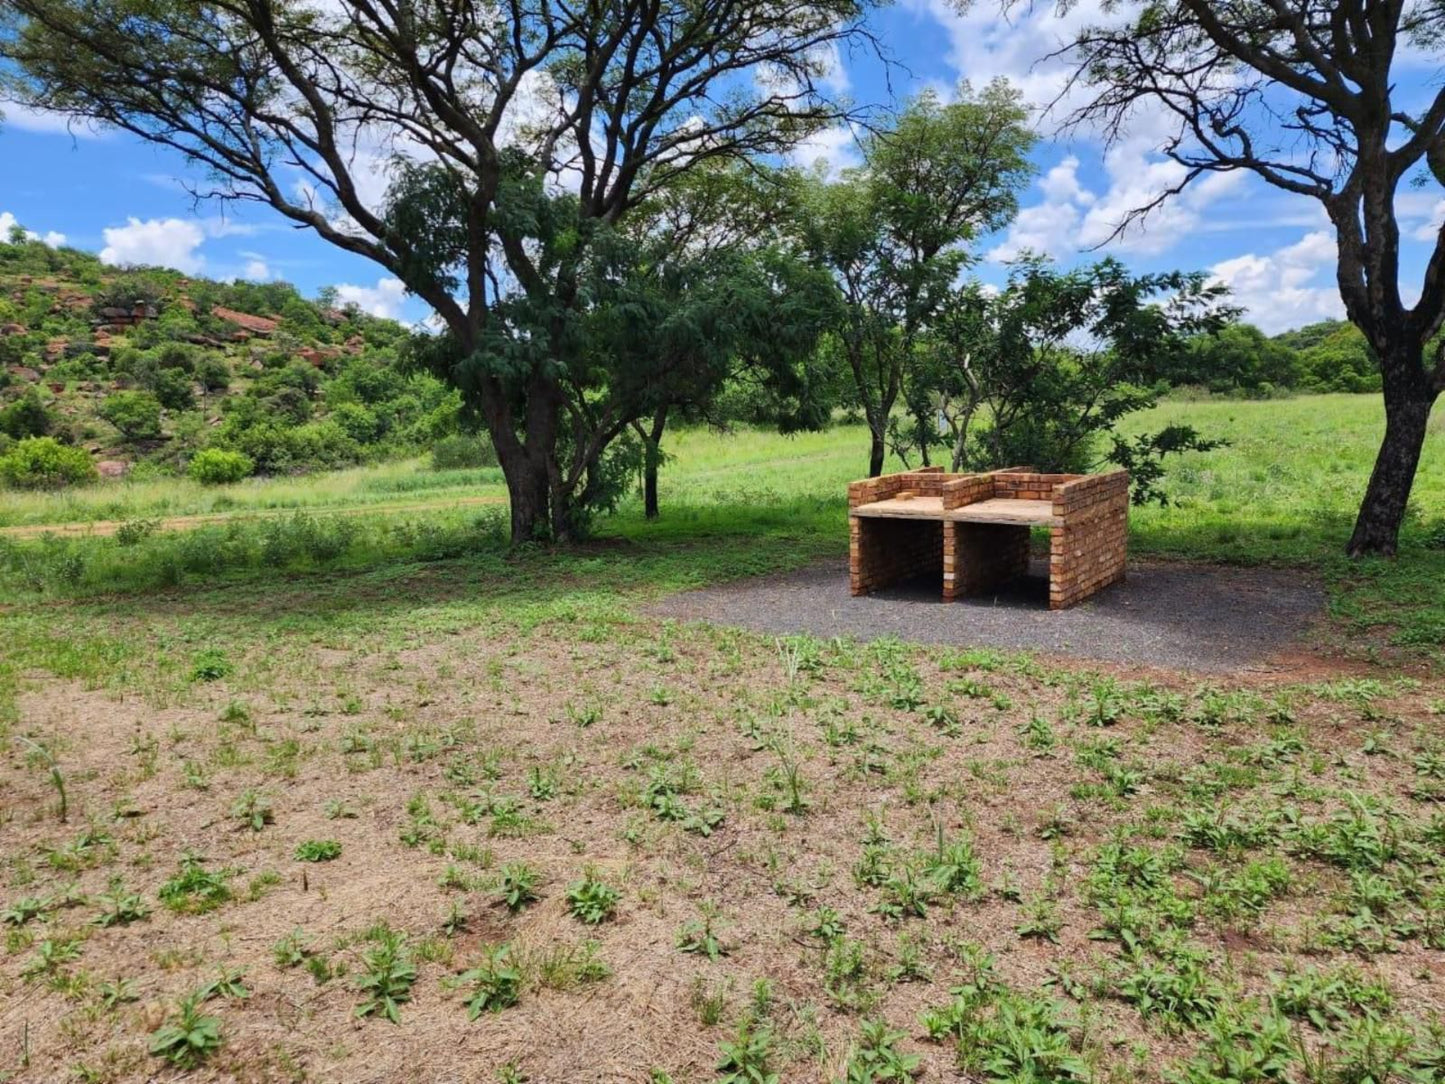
[649,558,1328,673]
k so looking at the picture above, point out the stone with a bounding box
[96,460,129,478]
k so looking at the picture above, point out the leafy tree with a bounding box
[1173,324,1304,394]
[100,391,162,441]
[572,167,840,519]
[928,258,1232,504]
[0,388,52,439]
[800,83,1035,475]
[1,0,876,542]
[1277,322,1381,394]
[1053,0,1445,553]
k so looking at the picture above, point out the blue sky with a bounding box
[2,0,1441,334]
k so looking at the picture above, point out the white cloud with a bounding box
[99,216,206,273]
[789,124,861,179]
[241,257,273,281]
[334,276,408,319]
[1,102,106,138]
[1208,230,1344,333]
[0,211,66,247]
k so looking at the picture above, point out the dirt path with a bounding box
[0,493,507,540]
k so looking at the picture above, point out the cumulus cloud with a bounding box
[334,276,408,319]
[1208,230,1344,334]
[99,216,206,273]
[0,211,66,247]
[240,257,273,281]
[789,124,861,179]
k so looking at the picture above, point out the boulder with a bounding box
[96,460,129,478]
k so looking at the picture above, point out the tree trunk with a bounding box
[868,428,886,477]
[633,405,668,519]
[498,451,551,545]
[1347,375,1435,556]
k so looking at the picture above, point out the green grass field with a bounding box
[3,393,1439,658]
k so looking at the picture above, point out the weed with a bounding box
[715,1019,778,1084]
[294,839,343,862]
[838,1019,921,1083]
[353,927,416,1024]
[91,878,150,927]
[231,788,274,832]
[451,943,522,1018]
[566,871,620,925]
[148,993,223,1068]
[158,856,233,915]
[497,863,540,912]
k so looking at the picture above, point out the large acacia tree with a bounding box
[0,0,872,541]
[1051,0,1445,555]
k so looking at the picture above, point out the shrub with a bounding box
[0,437,96,489]
[188,448,253,485]
[100,391,163,440]
[195,355,231,392]
[431,434,497,470]
[147,366,196,411]
[0,389,53,439]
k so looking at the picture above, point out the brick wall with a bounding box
[849,516,944,596]
[943,522,1031,600]
[1047,469,1129,609]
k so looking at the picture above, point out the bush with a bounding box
[100,391,163,440]
[195,355,231,392]
[431,434,497,470]
[147,367,196,411]
[0,437,97,489]
[0,389,53,439]
[188,448,254,485]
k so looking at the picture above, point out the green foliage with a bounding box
[565,870,620,925]
[716,1019,780,1084]
[148,993,223,1067]
[452,943,522,1019]
[294,839,342,862]
[0,389,52,439]
[931,257,1231,503]
[189,447,254,485]
[158,856,233,914]
[431,434,497,470]
[0,436,96,489]
[100,391,162,440]
[353,927,416,1024]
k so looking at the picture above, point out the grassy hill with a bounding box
[0,233,474,486]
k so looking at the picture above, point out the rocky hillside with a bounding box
[0,234,464,483]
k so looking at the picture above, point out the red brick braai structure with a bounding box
[848,466,1129,610]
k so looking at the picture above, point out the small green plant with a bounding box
[158,856,233,915]
[677,903,728,960]
[451,943,522,1018]
[196,967,251,1001]
[190,648,233,683]
[148,993,223,1067]
[497,863,540,912]
[273,928,315,969]
[16,735,66,822]
[716,1018,779,1084]
[92,877,150,927]
[294,839,342,862]
[230,789,273,832]
[353,928,416,1024]
[839,1019,922,1083]
[566,871,620,925]
[2,895,48,926]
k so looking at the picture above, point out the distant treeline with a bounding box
[1171,320,1380,396]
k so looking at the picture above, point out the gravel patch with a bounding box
[650,559,1327,673]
